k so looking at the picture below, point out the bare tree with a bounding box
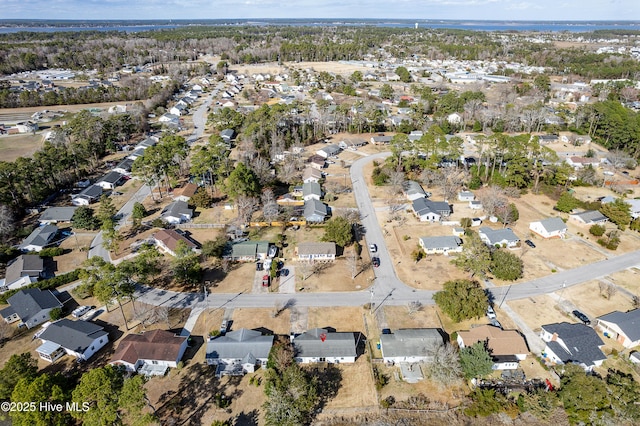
[478,186,508,217]
[407,301,423,315]
[632,295,640,310]
[0,319,12,346]
[278,160,301,184]
[261,188,280,222]
[387,170,405,195]
[599,282,617,300]
[426,343,462,387]
[236,195,259,224]
[0,204,15,240]
[251,156,275,185]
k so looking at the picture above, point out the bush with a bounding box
[151,218,168,228]
[589,224,606,236]
[38,247,64,257]
[0,269,82,304]
[49,307,63,321]
[380,396,395,409]
[373,367,389,390]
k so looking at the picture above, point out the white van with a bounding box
[72,306,91,318]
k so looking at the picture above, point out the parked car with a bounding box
[486,306,497,319]
[72,306,91,318]
[220,320,228,334]
[268,245,278,258]
[572,310,591,325]
[525,239,536,248]
[372,257,380,268]
[369,244,377,253]
[256,262,263,271]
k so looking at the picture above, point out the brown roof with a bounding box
[110,330,187,364]
[154,229,197,253]
[458,324,529,356]
[173,183,198,199]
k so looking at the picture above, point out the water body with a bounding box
[0,19,638,34]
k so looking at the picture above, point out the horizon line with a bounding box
[1,18,639,23]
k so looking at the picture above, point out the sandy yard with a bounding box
[316,358,378,411]
[307,307,365,332]
[0,133,43,161]
[560,280,636,318]
[508,295,579,332]
[607,268,640,295]
[231,308,292,335]
[55,231,97,273]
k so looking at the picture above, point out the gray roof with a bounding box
[4,288,62,323]
[598,309,640,342]
[293,328,356,359]
[98,171,124,184]
[318,144,341,155]
[542,322,606,367]
[304,199,327,221]
[303,167,322,180]
[402,180,427,197]
[537,217,567,233]
[571,210,607,223]
[297,242,336,256]
[412,198,451,216]
[206,328,274,361]
[39,207,77,223]
[136,137,157,149]
[478,227,520,245]
[380,328,445,358]
[302,182,322,197]
[220,129,235,140]
[39,319,108,354]
[162,201,193,218]
[19,225,58,250]
[419,236,461,250]
[78,184,103,199]
[114,157,134,172]
[4,255,44,285]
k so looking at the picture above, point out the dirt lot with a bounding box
[560,280,635,318]
[0,133,43,161]
[307,307,365,332]
[607,268,640,295]
[231,308,292,335]
[55,231,97,273]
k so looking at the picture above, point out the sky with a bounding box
[1,0,638,22]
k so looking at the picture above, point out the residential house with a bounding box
[0,255,47,293]
[302,182,322,201]
[469,200,483,210]
[316,144,341,159]
[71,184,102,206]
[308,155,326,170]
[169,103,187,116]
[303,167,323,184]
[135,136,158,150]
[626,199,640,219]
[458,191,475,202]
[569,210,608,225]
[38,207,77,225]
[127,148,146,161]
[379,328,445,364]
[206,328,274,377]
[1,288,63,329]
[296,242,336,262]
[596,309,640,349]
[540,322,606,371]
[36,319,109,362]
[418,236,462,255]
[447,112,463,125]
[370,135,393,145]
[412,198,451,222]
[161,201,193,225]
[96,171,124,190]
[338,140,366,150]
[153,229,200,257]
[566,156,601,169]
[529,217,568,239]
[292,328,357,364]
[303,199,328,223]
[220,129,235,144]
[226,241,269,261]
[276,193,304,207]
[110,329,188,375]
[478,227,520,248]
[402,180,429,201]
[457,325,529,370]
[19,225,58,252]
[172,183,199,203]
[113,157,134,176]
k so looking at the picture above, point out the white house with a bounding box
[447,112,463,125]
[95,171,124,190]
[380,329,445,364]
[302,182,322,201]
[529,217,568,239]
[596,309,640,349]
[296,242,336,262]
[412,198,451,222]
[110,329,188,376]
[19,225,58,252]
[569,210,608,225]
[1,289,62,329]
[206,329,274,377]
[153,229,200,257]
[457,191,475,202]
[303,167,323,184]
[292,328,357,364]
[457,325,529,370]
[418,236,463,255]
[402,181,429,201]
[478,227,520,248]
[172,183,198,203]
[161,201,193,225]
[540,322,606,372]
[316,144,341,159]
[71,184,103,206]
[36,319,109,362]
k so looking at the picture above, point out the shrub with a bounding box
[380,396,395,409]
[373,367,389,390]
[589,224,606,237]
[38,247,64,257]
[151,218,168,228]
[49,307,63,321]
[403,235,410,241]
[0,269,82,304]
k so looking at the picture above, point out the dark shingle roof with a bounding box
[380,328,444,358]
[19,225,58,250]
[4,255,44,285]
[542,322,606,367]
[293,328,356,359]
[206,328,274,361]
[598,310,640,342]
[5,289,62,323]
[39,207,78,223]
[412,198,451,216]
[39,319,108,354]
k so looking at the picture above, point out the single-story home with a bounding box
[36,319,109,363]
[292,328,357,364]
[225,241,269,261]
[95,171,124,190]
[469,200,483,210]
[71,184,102,206]
[110,329,189,375]
[172,183,199,203]
[0,255,47,293]
[308,155,326,170]
[1,288,63,329]
[296,242,336,262]
[529,217,568,239]
[316,144,341,158]
[566,156,601,169]
[161,201,193,225]
[220,129,236,144]
[303,199,328,223]
[540,322,606,372]
[38,206,78,225]
[370,135,393,145]
[19,225,58,252]
[113,157,134,176]
[153,229,200,257]
[276,193,304,206]
[596,309,640,349]
[458,191,475,202]
[380,328,445,364]
[478,227,520,248]
[402,180,429,201]
[302,182,322,201]
[206,328,274,376]
[569,210,608,225]
[457,325,529,370]
[412,198,451,222]
[303,167,323,184]
[418,236,463,255]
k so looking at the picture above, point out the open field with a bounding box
[231,308,292,335]
[56,231,97,273]
[607,268,640,295]
[307,306,365,332]
[0,133,43,161]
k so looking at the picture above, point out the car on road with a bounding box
[572,310,591,325]
[486,306,496,319]
[372,257,380,268]
[220,320,228,334]
[525,239,536,248]
[369,244,377,253]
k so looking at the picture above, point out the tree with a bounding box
[0,352,38,400]
[490,250,523,281]
[452,231,492,278]
[0,204,15,241]
[590,224,606,236]
[555,191,580,213]
[190,188,213,208]
[171,241,202,286]
[425,343,462,387]
[71,206,100,230]
[49,307,63,321]
[379,83,394,100]
[558,364,611,424]
[118,375,155,425]
[606,369,640,422]
[600,198,632,230]
[433,279,487,322]
[226,162,260,199]
[97,194,117,225]
[321,216,353,247]
[459,342,494,379]
[263,363,318,426]
[395,66,411,83]
[10,374,70,426]
[202,234,229,259]
[518,388,560,421]
[465,388,516,417]
[131,202,147,228]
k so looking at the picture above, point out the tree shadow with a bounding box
[308,364,343,415]
[234,409,259,426]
